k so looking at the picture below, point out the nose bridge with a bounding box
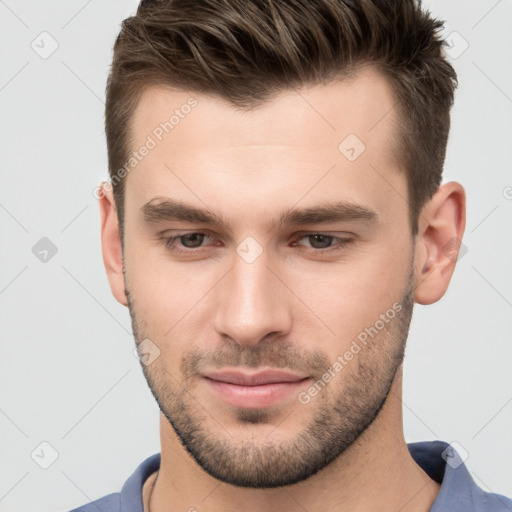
[213,246,291,346]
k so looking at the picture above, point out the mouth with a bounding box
[201,369,311,409]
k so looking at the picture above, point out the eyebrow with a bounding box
[140,196,378,231]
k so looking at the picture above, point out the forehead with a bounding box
[130,65,400,154]
[124,65,406,229]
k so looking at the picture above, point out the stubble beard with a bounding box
[126,270,415,488]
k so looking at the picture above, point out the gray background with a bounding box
[0,1,510,511]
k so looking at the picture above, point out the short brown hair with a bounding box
[105,0,457,239]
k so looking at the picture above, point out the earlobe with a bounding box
[413,182,466,305]
[98,182,128,307]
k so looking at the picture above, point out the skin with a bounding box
[99,65,465,512]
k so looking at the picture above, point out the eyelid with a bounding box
[291,233,356,252]
[291,230,355,240]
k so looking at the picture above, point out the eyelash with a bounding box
[159,231,355,256]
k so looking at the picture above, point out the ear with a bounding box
[98,182,128,307]
[413,181,466,305]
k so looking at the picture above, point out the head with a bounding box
[100,0,465,488]
[105,0,459,240]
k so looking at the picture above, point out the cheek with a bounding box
[288,240,410,339]
[124,237,222,346]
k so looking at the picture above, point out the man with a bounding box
[71,0,511,511]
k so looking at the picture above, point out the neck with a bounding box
[148,368,440,512]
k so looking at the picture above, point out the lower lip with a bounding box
[203,377,311,409]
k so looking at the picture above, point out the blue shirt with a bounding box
[68,440,512,511]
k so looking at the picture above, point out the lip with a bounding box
[202,369,311,409]
[202,369,309,386]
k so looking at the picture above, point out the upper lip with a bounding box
[202,369,310,386]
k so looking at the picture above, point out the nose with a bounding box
[213,246,293,348]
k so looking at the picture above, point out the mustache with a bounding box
[180,338,331,380]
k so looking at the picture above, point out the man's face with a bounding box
[122,66,416,487]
